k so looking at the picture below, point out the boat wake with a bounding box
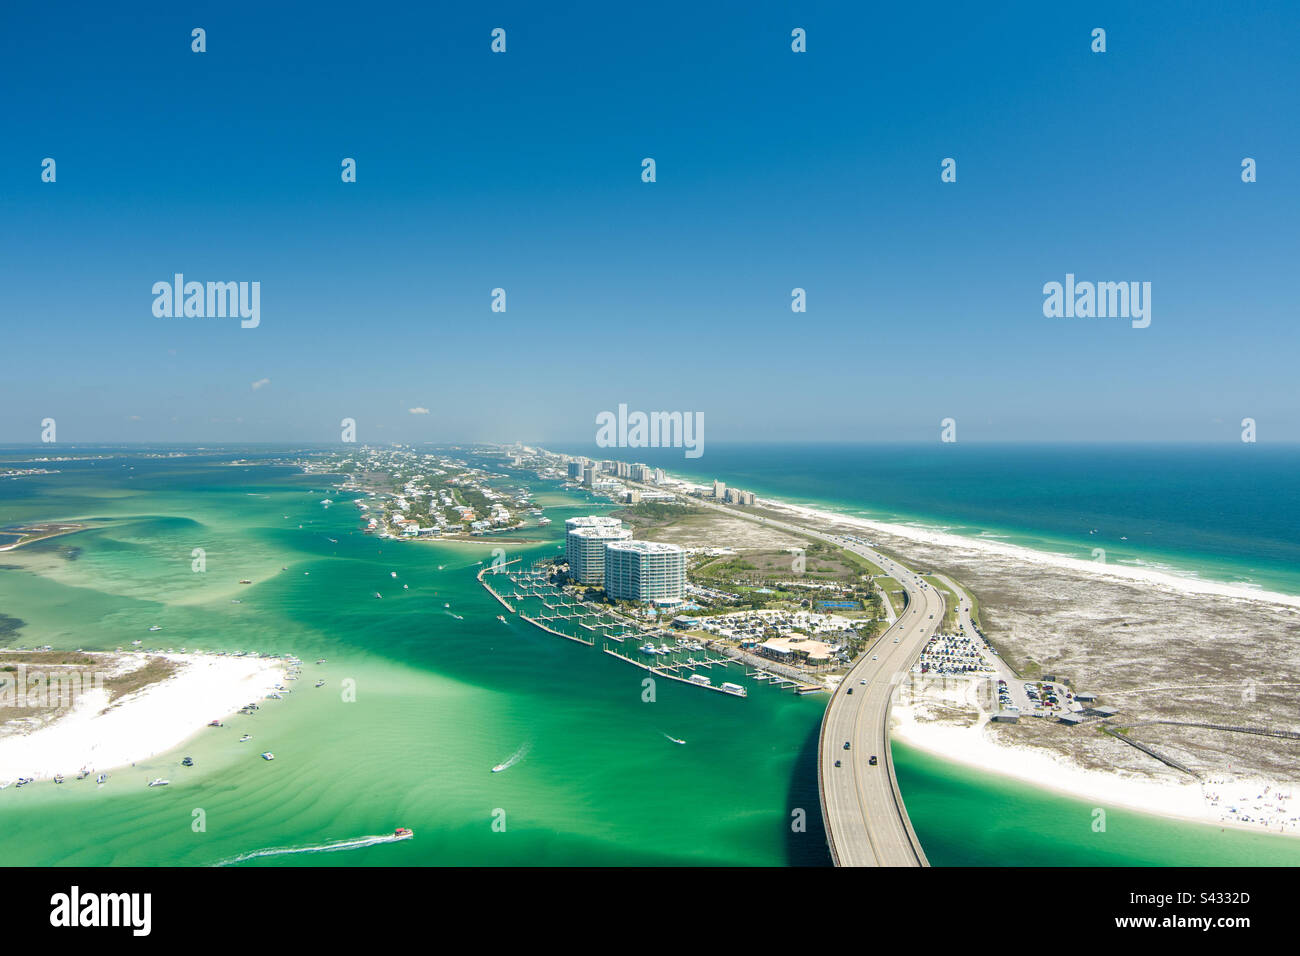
[211,832,409,867]
[662,733,687,745]
[492,741,530,773]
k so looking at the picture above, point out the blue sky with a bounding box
[1,1,1297,444]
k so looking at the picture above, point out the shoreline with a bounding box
[756,496,1300,609]
[891,705,1300,839]
[0,652,286,782]
[632,459,1300,607]
[637,464,1300,838]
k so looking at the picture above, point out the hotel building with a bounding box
[604,540,687,602]
[565,518,631,584]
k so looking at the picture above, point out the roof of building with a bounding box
[604,539,685,555]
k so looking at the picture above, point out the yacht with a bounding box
[720,682,748,698]
[147,778,169,787]
[688,674,712,687]
[640,642,658,656]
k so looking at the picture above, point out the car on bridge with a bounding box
[868,755,878,766]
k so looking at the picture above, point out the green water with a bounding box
[0,453,1297,866]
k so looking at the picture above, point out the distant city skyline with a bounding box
[3,2,1297,443]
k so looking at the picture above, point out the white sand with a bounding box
[655,471,1300,835]
[892,704,1300,836]
[0,653,284,781]
[758,497,1300,609]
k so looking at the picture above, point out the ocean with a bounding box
[0,445,1296,866]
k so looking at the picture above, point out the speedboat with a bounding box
[147,778,169,787]
[390,571,397,578]
[148,625,163,632]
[181,756,194,767]
[375,592,382,599]
[394,827,414,839]
[443,602,450,609]
[260,752,275,761]
[315,679,325,688]
[239,734,251,742]
[497,615,507,623]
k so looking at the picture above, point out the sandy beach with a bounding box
[652,472,1300,837]
[892,703,1300,836]
[757,496,1300,610]
[0,652,285,781]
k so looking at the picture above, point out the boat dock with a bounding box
[602,648,746,697]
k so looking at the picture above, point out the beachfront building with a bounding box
[567,461,584,481]
[604,540,687,602]
[565,518,631,584]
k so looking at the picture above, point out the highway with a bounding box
[669,494,941,866]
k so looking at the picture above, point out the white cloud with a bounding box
[409,407,430,415]
[251,378,270,391]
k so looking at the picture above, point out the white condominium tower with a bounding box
[565,517,630,584]
[604,540,687,601]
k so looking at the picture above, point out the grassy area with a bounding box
[1,651,179,728]
[875,576,905,617]
[922,575,961,631]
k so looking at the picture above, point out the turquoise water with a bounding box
[0,446,1297,866]
[550,442,1300,597]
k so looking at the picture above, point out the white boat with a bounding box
[148,625,163,632]
[260,752,275,761]
[688,674,712,687]
[720,682,748,698]
[375,592,382,599]
[640,642,658,655]
[239,734,251,742]
[147,778,169,787]
[390,571,397,578]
